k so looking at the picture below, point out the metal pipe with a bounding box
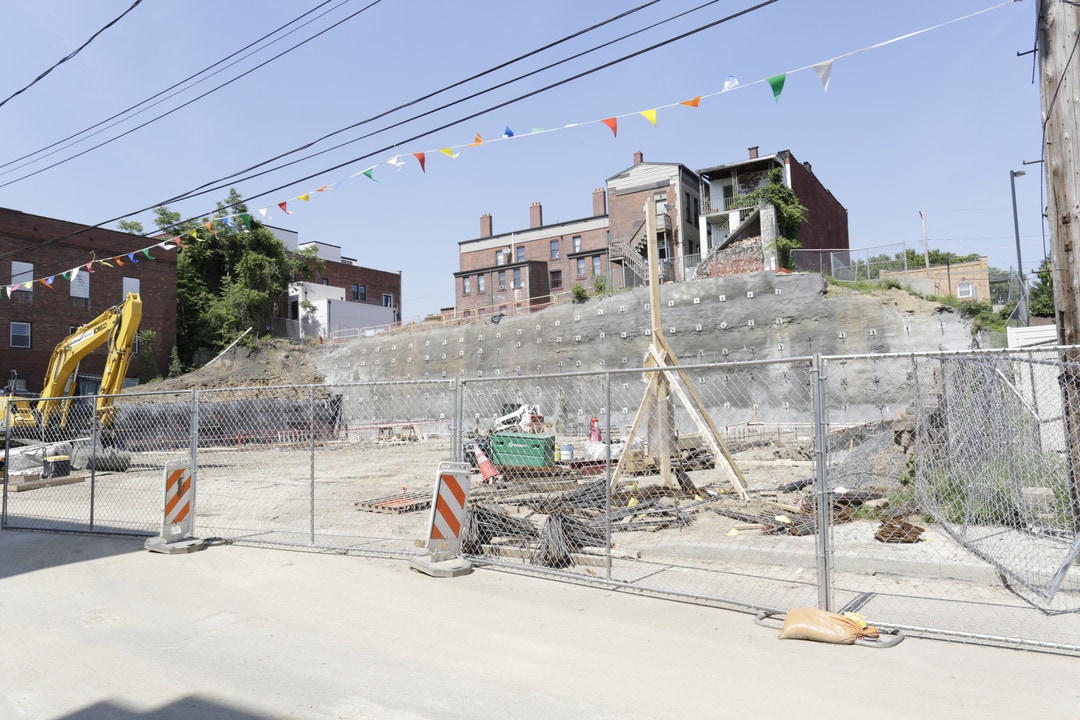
[1011,169,1028,326]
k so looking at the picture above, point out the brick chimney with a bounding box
[748,146,759,159]
[480,213,493,238]
[529,202,543,228]
[592,188,607,216]
[633,150,644,165]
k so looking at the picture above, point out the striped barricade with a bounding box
[145,459,206,554]
[409,462,473,577]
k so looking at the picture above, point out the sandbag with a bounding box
[778,608,880,644]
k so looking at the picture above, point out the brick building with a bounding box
[453,148,847,316]
[0,207,178,394]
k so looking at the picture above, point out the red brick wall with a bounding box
[787,156,849,252]
[0,208,177,391]
[313,262,402,320]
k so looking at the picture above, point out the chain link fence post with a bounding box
[452,378,463,463]
[604,371,613,581]
[811,353,833,611]
[189,388,199,536]
[309,384,316,546]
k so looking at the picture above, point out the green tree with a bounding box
[149,189,323,369]
[731,168,807,269]
[1029,256,1055,317]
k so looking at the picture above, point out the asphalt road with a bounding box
[1,529,1076,719]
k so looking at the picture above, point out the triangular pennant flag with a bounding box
[387,155,407,171]
[362,168,377,181]
[639,109,657,126]
[157,241,177,251]
[413,152,426,172]
[439,148,459,159]
[239,213,251,229]
[98,259,114,267]
[221,216,235,228]
[40,277,53,288]
[85,262,95,273]
[278,201,294,215]
[174,236,187,249]
[62,271,70,281]
[204,221,213,232]
[258,208,270,218]
[22,282,31,289]
[127,253,138,264]
[298,193,310,201]
[316,183,336,193]
[503,126,514,137]
[601,117,618,137]
[812,60,833,92]
[679,96,701,108]
[5,286,13,299]
[767,73,787,102]
[188,229,198,239]
[114,255,125,266]
[70,266,80,283]
[142,248,155,260]
[723,75,739,92]
[469,133,483,147]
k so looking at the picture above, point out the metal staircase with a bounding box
[608,220,650,286]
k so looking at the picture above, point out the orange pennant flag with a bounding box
[40,277,53,289]
[639,109,657,126]
[413,152,426,173]
[204,221,212,232]
[601,117,618,137]
[115,255,125,266]
[680,96,701,108]
[469,133,483,147]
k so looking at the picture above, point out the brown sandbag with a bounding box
[778,608,880,644]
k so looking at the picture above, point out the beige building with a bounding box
[880,257,990,301]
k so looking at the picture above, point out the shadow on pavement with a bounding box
[57,697,272,720]
[0,529,144,581]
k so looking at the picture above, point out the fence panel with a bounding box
[824,351,1080,652]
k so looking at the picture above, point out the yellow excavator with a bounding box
[0,292,142,440]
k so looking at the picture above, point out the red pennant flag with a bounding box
[601,117,618,137]
[413,152,426,173]
[680,96,701,107]
[174,235,187,249]
[278,202,294,215]
[85,261,96,273]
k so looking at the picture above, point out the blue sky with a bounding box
[0,0,1046,319]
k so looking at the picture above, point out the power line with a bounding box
[2,0,779,269]
[0,0,145,110]
[0,0,349,175]
[0,0,384,189]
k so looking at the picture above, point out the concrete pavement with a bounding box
[0,529,1076,719]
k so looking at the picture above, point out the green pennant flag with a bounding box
[142,248,155,260]
[767,73,786,102]
[62,272,70,281]
[362,168,377,182]
[239,213,251,229]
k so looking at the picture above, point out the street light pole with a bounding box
[1010,169,1027,326]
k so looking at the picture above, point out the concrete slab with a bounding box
[0,528,1076,720]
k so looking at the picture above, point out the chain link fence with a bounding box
[3,350,1079,653]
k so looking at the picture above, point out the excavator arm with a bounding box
[36,293,142,430]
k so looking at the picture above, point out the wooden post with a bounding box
[1039,0,1080,531]
[644,203,673,487]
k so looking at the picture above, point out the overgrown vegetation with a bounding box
[731,167,807,270]
[118,189,324,373]
[571,283,589,303]
[1029,255,1054,317]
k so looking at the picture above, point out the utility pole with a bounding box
[1039,0,1080,531]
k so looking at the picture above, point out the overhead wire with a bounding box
[0,0,350,175]
[0,0,145,110]
[0,0,385,189]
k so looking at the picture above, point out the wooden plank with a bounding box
[7,474,85,492]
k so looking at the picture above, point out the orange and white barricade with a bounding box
[409,462,473,577]
[145,459,206,554]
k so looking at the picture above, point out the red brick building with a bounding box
[0,207,178,393]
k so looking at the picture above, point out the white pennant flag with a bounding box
[812,60,834,92]
[69,266,80,284]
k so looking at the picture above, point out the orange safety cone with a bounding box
[473,444,499,483]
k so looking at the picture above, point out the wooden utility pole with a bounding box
[1039,0,1080,530]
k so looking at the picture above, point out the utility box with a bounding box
[42,455,71,479]
[490,432,555,467]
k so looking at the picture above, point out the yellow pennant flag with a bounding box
[639,109,657,126]
[298,194,310,201]
[439,148,459,159]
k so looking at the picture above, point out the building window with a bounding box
[957,282,974,299]
[351,284,360,300]
[496,249,506,266]
[10,321,30,349]
[358,284,367,301]
[463,276,471,295]
[550,240,559,259]
[477,274,485,293]
[383,293,394,307]
[592,255,601,277]
[321,278,329,286]
[516,246,525,263]
[122,276,140,300]
[550,270,562,289]
[576,258,586,279]
[11,261,33,293]
[512,268,522,289]
[572,235,582,253]
[70,269,90,299]
[498,270,506,290]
